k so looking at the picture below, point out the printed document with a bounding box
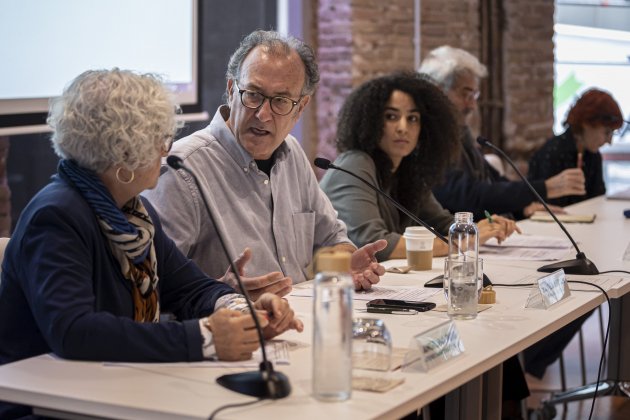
[480,234,572,261]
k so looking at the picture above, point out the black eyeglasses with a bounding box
[234,81,301,116]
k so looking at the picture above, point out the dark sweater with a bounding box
[528,128,605,206]
[433,127,547,220]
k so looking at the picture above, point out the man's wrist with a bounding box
[198,318,216,360]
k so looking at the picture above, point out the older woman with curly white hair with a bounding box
[0,68,302,418]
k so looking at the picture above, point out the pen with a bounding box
[484,210,494,224]
[577,143,584,169]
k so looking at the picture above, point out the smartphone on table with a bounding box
[366,299,436,314]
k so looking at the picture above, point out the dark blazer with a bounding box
[0,173,235,366]
[433,127,547,221]
[528,128,605,207]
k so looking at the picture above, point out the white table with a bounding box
[516,196,630,408]
[0,196,627,420]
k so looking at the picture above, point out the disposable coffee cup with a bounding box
[403,226,435,270]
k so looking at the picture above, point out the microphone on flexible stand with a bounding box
[167,155,291,399]
[476,136,599,275]
[314,157,492,288]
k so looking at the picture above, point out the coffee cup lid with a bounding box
[403,226,434,238]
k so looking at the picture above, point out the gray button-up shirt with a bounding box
[144,106,352,283]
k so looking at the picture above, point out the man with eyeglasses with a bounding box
[145,30,386,300]
[419,45,586,221]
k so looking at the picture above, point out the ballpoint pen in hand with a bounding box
[484,210,494,224]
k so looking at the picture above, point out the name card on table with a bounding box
[525,269,571,309]
[401,321,465,373]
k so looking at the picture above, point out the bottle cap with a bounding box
[478,285,496,304]
[315,251,352,273]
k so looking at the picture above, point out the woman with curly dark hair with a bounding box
[320,72,518,261]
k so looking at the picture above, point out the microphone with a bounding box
[476,137,598,275]
[314,157,492,288]
[166,155,291,399]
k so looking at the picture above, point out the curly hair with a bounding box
[225,30,319,98]
[48,68,182,173]
[336,71,460,213]
[564,88,623,134]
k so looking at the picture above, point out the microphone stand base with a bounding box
[537,256,599,275]
[217,370,291,399]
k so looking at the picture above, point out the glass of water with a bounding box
[443,258,483,320]
[352,318,392,371]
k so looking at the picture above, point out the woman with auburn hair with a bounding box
[529,88,624,207]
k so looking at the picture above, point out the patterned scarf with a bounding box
[59,159,160,322]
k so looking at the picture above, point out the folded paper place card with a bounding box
[401,321,464,373]
[526,269,571,309]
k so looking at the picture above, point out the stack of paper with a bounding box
[530,211,596,223]
[480,234,572,261]
[606,187,630,201]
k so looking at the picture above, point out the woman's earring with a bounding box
[115,167,135,184]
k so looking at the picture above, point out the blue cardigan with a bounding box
[0,173,236,366]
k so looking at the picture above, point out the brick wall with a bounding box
[314,0,416,175]
[314,0,353,174]
[420,0,481,56]
[503,0,555,170]
[311,0,556,176]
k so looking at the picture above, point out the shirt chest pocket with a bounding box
[292,212,315,268]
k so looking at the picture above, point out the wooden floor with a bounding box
[525,303,630,419]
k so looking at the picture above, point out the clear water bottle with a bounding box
[448,211,478,260]
[312,251,353,401]
[446,212,479,319]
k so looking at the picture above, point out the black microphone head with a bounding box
[314,157,332,170]
[166,155,183,170]
[476,136,490,147]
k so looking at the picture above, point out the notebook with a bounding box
[530,211,596,223]
[606,187,630,201]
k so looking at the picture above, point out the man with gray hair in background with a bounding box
[419,46,598,415]
[419,45,585,221]
[145,30,386,300]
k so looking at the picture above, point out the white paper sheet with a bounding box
[291,284,441,301]
[103,340,290,368]
[480,234,573,261]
